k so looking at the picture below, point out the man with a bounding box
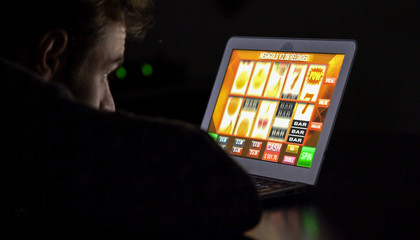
[0,0,261,239]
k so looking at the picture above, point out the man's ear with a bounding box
[35,29,68,81]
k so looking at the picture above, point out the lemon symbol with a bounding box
[227,98,240,116]
[235,71,249,89]
[221,121,233,134]
[237,118,250,137]
[255,134,264,139]
[253,68,266,89]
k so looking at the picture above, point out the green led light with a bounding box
[302,209,320,238]
[141,63,153,77]
[116,67,127,79]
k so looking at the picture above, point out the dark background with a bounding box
[109,1,418,238]
[112,0,418,135]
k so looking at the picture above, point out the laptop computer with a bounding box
[200,37,357,199]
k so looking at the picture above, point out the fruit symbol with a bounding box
[252,68,266,90]
[236,118,250,137]
[220,121,233,134]
[278,63,287,77]
[257,108,269,130]
[255,134,264,139]
[235,71,249,90]
[257,118,269,130]
[227,98,240,116]
[266,64,287,97]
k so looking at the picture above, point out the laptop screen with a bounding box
[202,37,356,184]
[206,49,345,169]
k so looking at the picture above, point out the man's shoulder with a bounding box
[97,109,209,144]
[0,58,215,158]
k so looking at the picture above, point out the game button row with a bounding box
[210,133,315,168]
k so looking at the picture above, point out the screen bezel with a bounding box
[201,37,357,185]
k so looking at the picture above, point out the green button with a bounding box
[208,132,218,142]
[297,146,316,168]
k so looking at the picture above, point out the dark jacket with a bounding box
[0,58,261,239]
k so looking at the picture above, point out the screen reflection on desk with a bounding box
[246,205,334,240]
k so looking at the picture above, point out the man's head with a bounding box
[1,0,153,111]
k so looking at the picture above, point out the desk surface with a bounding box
[246,132,416,239]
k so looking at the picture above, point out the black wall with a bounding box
[113,0,419,134]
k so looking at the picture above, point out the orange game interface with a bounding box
[207,50,345,168]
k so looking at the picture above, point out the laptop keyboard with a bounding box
[251,175,292,193]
